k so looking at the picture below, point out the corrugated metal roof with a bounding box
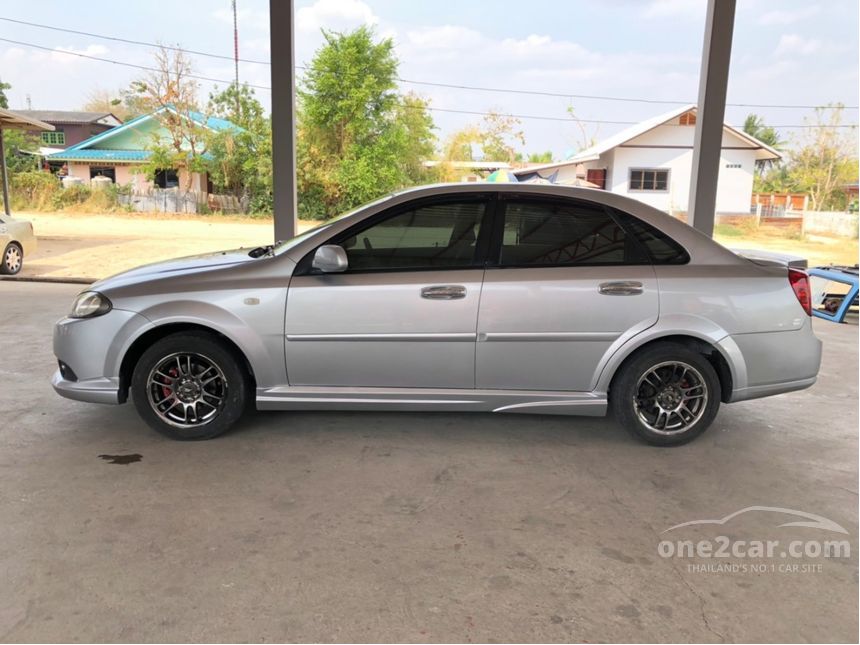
[15,110,121,125]
[45,106,240,163]
[47,149,151,162]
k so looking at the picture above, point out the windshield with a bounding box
[271,194,394,256]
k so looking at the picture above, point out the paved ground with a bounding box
[0,281,857,643]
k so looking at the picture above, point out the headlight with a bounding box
[69,291,112,319]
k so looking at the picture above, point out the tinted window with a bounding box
[339,201,485,271]
[499,199,647,266]
[612,209,690,265]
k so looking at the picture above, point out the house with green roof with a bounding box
[47,106,239,200]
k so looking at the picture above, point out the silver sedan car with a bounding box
[52,184,821,445]
[0,213,36,275]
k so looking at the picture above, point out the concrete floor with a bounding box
[0,281,857,643]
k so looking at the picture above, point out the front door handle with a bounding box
[598,281,644,296]
[421,285,467,300]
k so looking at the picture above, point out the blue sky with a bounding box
[0,0,857,156]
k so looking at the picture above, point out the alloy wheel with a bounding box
[634,360,708,435]
[147,352,228,428]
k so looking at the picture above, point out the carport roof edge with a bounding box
[0,107,55,131]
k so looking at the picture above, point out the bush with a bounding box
[51,184,92,209]
[10,171,60,209]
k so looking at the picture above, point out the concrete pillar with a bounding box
[687,0,736,236]
[270,0,298,242]
[0,128,9,216]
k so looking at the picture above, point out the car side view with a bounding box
[52,184,822,445]
[0,213,36,275]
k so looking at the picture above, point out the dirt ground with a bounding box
[13,210,860,281]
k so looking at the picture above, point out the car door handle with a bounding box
[598,281,644,296]
[421,285,467,300]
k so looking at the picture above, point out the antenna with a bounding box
[232,0,240,114]
[25,93,32,110]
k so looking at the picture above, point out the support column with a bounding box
[269,0,297,242]
[0,128,9,216]
[687,0,736,236]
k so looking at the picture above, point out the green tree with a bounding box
[743,114,783,175]
[132,45,208,190]
[2,129,40,174]
[787,104,858,211]
[527,151,554,163]
[0,78,10,109]
[204,84,273,213]
[297,26,436,219]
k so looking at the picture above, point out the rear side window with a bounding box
[612,209,690,265]
[498,199,648,266]
[338,200,485,271]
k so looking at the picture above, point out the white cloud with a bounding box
[642,0,704,19]
[774,34,821,57]
[759,6,820,26]
[296,0,378,33]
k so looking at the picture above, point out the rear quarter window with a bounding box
[612,208,690,265]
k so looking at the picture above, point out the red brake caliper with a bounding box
[162,367,179,398]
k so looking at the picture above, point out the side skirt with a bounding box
[256,386,607,417]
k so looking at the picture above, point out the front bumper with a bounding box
[52,308,152,405]
[51,371,121,404]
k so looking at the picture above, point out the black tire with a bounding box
[131,331,248,440]
[610,342,721,446]
[1,242,23,275]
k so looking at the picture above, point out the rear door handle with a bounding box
[421,285,467,300]
[598,281,644,296]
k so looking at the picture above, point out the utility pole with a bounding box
[232,0,240,114]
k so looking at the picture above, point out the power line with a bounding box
[0,36,271,91]
[0,36,856,130]
[2,15,857,111]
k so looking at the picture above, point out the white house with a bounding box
[513,104,780,216]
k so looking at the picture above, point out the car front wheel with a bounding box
[131,332,248,440]
[1,242,23,275]
[610,343,721,446]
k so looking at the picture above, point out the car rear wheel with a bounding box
[131,332,248,440]
[1,242,23,275]
[610,343,721,446]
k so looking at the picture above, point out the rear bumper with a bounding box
[51,370,121,405]
[728,376,818,403]
[723,322,822,403]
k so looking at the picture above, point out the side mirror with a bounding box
[312,245,348,273]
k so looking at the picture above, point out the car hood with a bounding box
[91,248,257,291]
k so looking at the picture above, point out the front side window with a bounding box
[339,200,485,271]
[499,199,646,266]
[629,168,669,191]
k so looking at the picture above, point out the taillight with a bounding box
[788,268,812,316]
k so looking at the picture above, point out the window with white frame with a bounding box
[629,168,669,192]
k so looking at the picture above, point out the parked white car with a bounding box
[0,213,36,275]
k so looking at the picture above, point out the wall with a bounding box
[30,123,114,150]
[802,211,859,239]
